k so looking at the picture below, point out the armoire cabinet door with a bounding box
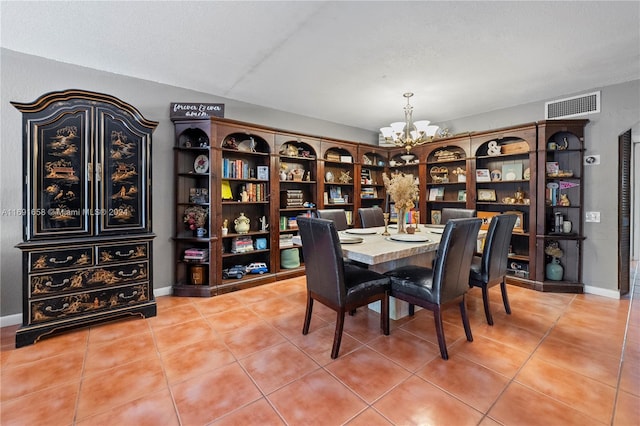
[27,106,93,239]
[98,107,151,233]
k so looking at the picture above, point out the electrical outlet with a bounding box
[585,211,600,222]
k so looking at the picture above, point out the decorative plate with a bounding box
[339,236,363,244]
[194,155,209,173]
[389,234,431,243]
[490,169,502,181]
[345,229,377,235]
[523,167,531,180]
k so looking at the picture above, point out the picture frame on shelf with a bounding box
[477,211,500,231]
[428,187,444,201]
[502,163,523,181]
[431,209,442,225]
[504,210,525,233]
[257,166,269,180]
[476,169,491,182]
[477,189,497,202]
[457,190,467,202]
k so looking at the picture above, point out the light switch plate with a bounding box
[585,211,601,222]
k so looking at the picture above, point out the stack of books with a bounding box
[279,234,294,248]
[183,248,208,263]
[281,190,304,208]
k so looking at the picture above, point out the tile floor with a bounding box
[1,272,638,425]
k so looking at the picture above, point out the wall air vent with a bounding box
[545,91,600,119]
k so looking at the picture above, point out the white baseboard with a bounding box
[583,285,620,299]
[154,286,173,297]
[1,313,22,327]
[1,286,174,328]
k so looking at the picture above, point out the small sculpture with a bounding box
[259,216,268,231]
[338,170,352,184]
[223,137,238,150]
[559,194,571,206]
[487,140,501,156]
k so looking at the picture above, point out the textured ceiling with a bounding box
[2,1,639,132]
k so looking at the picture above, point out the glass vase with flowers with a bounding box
[383,172,418,234]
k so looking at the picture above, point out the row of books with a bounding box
[222,158,258,179]
[241,183,268,202]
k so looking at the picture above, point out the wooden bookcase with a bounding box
[171,117,589,296]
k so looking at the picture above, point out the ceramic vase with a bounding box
[234,213,250,234]
[546,257,564,281]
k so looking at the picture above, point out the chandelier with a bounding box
[380,92,439,155]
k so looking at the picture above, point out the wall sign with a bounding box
[170,102,224,119]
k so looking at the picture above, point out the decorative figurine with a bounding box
[382,213,391,236]
[559,193,571,206]
[259,216,268,231]
[223,137,238,150]
[338,170,352,184]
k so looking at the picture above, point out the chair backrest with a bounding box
[441,208,476,223]
[296,217,347,306]
[358,207,385,228]
[316,209,349,231]
[479,214,518,283]
[432,218,482,304]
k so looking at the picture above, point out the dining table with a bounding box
[338,224,486,319]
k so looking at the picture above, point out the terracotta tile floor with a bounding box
[1,273,638,425]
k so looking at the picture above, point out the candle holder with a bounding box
[382,213,391,236]
[414,211,421,232]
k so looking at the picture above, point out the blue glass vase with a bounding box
[546,257,564,281]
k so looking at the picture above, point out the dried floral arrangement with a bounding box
[544,241,564,258]
[183,205,208,230]
[383,172,418,212]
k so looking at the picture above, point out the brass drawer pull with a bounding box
[45,303,70,313]
[115,250,134,258]
[118,269,137,277]
[45,278,70,288]
[119,290,139,299]
[49,256,73,264]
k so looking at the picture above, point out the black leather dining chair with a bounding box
[358,207,385,228]
[385,218,482,360]
[297,217,390,358]
[316,209,349,231]
[469,213,517,325]
[440,208,476,223]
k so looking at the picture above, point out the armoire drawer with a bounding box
[98,242,150,264]
[28,282,151,324]
[28,246,94,272]
[30,261,149,296]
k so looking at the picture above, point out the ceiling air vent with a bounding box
[545,91,600,119]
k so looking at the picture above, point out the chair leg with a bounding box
[331,310,346,359]
[459,295,473,343]
[433,307,448,360]
[302,295,314,335]
[500,278,512,315]
[481,285,494,326]
[408,304,415,316]
[381,292,390,335]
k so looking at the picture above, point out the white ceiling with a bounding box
[2,1,639,132]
